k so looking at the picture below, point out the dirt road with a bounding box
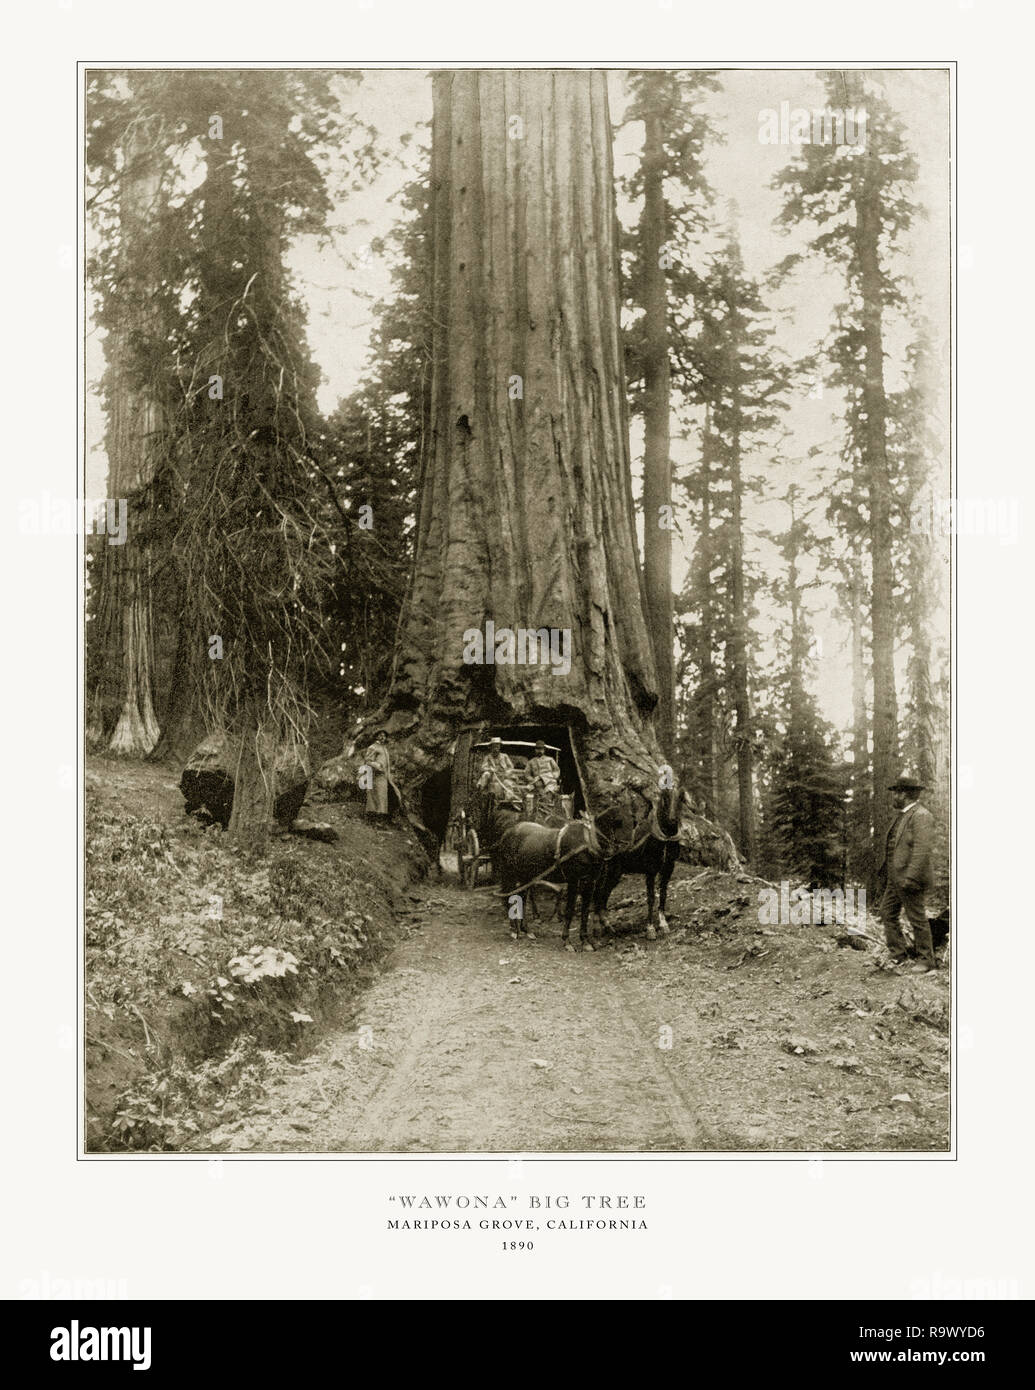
[212,884,708,1152]
[208,873,950,1154]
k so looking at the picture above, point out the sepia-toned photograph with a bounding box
[82,64,952,1156]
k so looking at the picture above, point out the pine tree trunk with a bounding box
[89,114,162,756]
[227,701,275,854]
[787,502,805,740]
[375,70,662,813]
[639,108,675,759]
[108,552,161,755]
[696,427,718,818]
[908,603,936,789]
[94,422,162,757]
[905,339,941,795]
[149,607,204,765]
[858,189,899,847]
[849,544,872,881]
[728,419,755,862]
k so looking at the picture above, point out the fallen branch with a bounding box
[84,1031,138,1065]
[164,850,187,879]
[129,1002,153,1050]
[845,927,883,946]
[685,869,718,890]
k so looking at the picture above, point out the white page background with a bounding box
[1,0,1027,1301]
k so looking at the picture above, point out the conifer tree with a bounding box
[622,72,720,757]
[774,71,919,855]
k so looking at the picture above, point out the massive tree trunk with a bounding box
[639,107,675,759]
[728,412,755,863]
[372,70,663,815]
[88,114,163,756]
[858,185,899,849]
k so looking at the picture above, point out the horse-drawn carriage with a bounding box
[435,724,704,949]
[450,737,573,907]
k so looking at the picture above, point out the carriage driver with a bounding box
[477,737,520,807]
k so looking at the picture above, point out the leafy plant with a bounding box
[110,1036,279,1151]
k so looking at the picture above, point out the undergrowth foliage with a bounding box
[110,1037,279,1150]
[84,785,401,1151]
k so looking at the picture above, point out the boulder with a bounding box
[312,750,359,802]
[312,746,403,815]
[677,811,741,872]
[290,821,339,844]
[180,733,310,829]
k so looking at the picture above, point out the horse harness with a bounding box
[494,816,600,899]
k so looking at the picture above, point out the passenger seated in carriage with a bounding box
[527,740,561,816]
[476,737,521,808]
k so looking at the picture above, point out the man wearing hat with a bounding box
[527,739,561,795]
[477,737,519,807]
[878,775,937,973]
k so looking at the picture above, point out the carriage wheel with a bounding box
[460,827,480,889]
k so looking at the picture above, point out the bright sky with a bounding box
[86,66,950,737]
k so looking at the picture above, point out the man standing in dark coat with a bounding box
[877,774,937,973]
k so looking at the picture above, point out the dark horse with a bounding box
[418,765,455,873]
[489,807,603,951]
[593,785,688,940]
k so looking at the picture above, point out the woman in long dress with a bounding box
[364,731,392,818]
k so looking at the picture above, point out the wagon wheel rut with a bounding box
[216,883,711,1154]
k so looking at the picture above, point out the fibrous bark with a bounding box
[373,70,663,813]
[639,106,676,758]
[728,402,755,863]
[858,184,899,850]
[88,113,163,755]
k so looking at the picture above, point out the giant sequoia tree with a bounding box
[368,71,688,823]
